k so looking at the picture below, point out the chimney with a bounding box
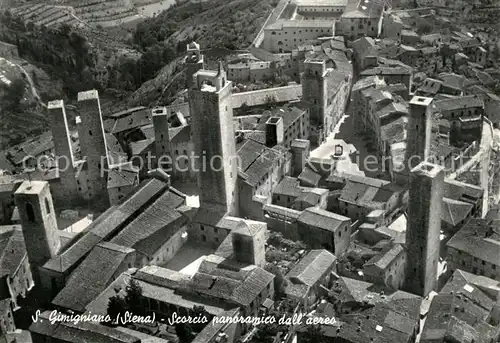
[265,116,284,148]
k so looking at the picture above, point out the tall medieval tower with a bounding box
[77,90,109,208]
[48,100,77,203]
[404,96,433,171]
[189,62,238,215]
[186,42,205,89]
[302,58,328,144]
[404,162,444,296]
[152,106,172,172]
[15,181,60,284]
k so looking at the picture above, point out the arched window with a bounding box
[45,198,51,214]
[26,202,35,222]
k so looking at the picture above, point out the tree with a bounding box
[265,95,278,109]
[124,279,143,315]
[191,305,211,332]
[416,21,432,35]
[265,264,288,301]
[300,325,328,343]
[175,322,195,343]
[107,295,127,323]
[2,78,25,111]
[253,322,279,343]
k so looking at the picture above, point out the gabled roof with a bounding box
[0,226,26,279]
[286,249,336,287]
[441,197,473,227]
[446,217,500,266]
[297,207,350,232]
[330,277,420,306]
[51,242,135,313]
[107,165,138,189]
[110,190,186,257]
[43,179,170,273]
[29,310,140,343]
[434,95,484,112]
[274,176,302,198]
[111,108,152,134]
[364,243,404,270]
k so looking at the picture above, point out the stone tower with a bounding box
[77,90,109,208]
[189,62,238,215]
[186,41,204,88]
[291,139,310,177]
[232,220,266,268]
[302,58,327,144]
[152,107,172,172]
[265,117,284,148]
[405,96,433,171]
[15,181,60,283]
[47,100,77,203]
[404,162,444,296]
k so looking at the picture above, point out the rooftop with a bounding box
[51,242,135,313]
[446,217,500,266]
[77,89,99,102]
[297,207,350,232]
[0,226,26,279]
[434,95,484,112]
[286,249,336,287]
[43,179,170,273]
[29,311,139,343]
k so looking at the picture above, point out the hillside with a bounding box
[127,0,277,106]
[0,0,277,148]
[0,57,63,150]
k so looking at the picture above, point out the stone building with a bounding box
[14,181,60,286]
[77,90,110,209]
[189,63,238,216]
[297,207,351,255]
[232,220,266,268]
[404,162,444,296]
[446,208,500,281]
[363,242,406,290]
[302,57,351,145]
[185,42,204,88]
[0,225,33,310]
[433,95,484,144]
[284,249,337,307]
[261,20,335,54]
[402,96,433,179]
[47,100,78,205]
[337,0,386,41]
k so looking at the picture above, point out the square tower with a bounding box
[152,107,172,172]
[302,59,328,143]
[291,139,310,177]
[232,220,266,268]
[189,62,238,215]
[404,162,444,296]
[404,96,433,172]
[186,41,205,88]
[48,100,77,203]
[15,181,60,283]
[265,117,284,148]
[77,90,109,208]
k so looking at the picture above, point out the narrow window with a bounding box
[26,203,35,222]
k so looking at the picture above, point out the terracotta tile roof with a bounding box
[51,242,135,313]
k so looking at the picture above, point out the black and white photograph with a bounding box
[0,0,499,342]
